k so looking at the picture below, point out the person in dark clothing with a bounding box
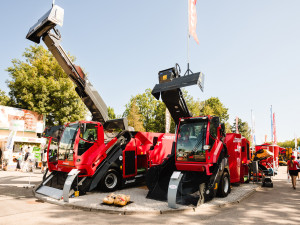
[0,148,2,164]
[287,155,299,189]
[13,158,21,171]
[24,149,30,161]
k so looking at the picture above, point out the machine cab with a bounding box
[175,116,224,173]
[176,117,208,163]
[44,121,103,174]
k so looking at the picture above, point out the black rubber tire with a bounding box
[100,169,120,192]
[217,171,231,197]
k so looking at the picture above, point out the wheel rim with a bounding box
[223,176,229,193]
[105,173,117,189]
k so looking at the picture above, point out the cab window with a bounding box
[78,123,98,156]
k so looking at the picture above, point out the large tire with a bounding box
[217,171,231,197]
[100,169,120,192]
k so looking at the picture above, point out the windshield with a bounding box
[176,119,207,162]
[58,123,79,161]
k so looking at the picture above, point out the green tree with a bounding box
[199,97,229,122]
[108,106,117,120]
[278,138,299,149]
[182,89,201,117]
[225,122,232,133]
[0,89,10,106]
[123,89,158,132]
[6,45,87,126]
[126,100,145,131]
[231,118,251,140]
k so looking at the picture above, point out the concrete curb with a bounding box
[34,185,261,215]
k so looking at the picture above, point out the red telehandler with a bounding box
[26,4,174,201]
[146,65,251,207]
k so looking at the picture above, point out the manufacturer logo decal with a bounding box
[169,184,177,190]
[125,179,135,184]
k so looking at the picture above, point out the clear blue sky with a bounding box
[1,0,299,144]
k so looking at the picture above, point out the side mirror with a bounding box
[79,123,86,138]
[210,117,220,129]
[150,137,158,150]
[220,123,226,137]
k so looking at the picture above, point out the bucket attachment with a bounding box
[26,5,64,43]
[146,154,176,201]
[152,67,204,125]
[152,72,204,100]
[35,169,81,202]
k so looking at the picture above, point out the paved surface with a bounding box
[0,166,299,224]
[35,181,259,214]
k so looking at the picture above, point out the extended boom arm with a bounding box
[26,5,108,123]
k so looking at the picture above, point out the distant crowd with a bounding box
[0,147,47,173]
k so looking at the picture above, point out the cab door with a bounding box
[46,137,58,172]
[57,123,79,168]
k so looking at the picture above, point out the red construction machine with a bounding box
[26,4,174,201]
[146,65,251,207]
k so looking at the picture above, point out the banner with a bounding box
[251,111,256,146]
[272,113,277,144]
[6,130,17,152]
[270,106,273,143]
[235,117,239,134]
[165,108,171,134]
[0,106,44,132]
[188,0,199,44]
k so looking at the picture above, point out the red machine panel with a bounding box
[225,133,242,183]
[240,137,250,183]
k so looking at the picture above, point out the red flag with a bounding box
[273,113,277,144]
[265,135,267,143]
[188,0,199,44]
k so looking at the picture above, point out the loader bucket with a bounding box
[146,154,176,201]
[146,155,208,206]
[35,170,82,202]
[26,5,64,43]
[152,72,204,100]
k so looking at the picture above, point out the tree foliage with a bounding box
[231,118,251,140]
[108,106,117,120]
[0,89,10,106]
[123,89,159,132]
[6,45,87,126]
[123,89,229,133]
[199,97,229,122]
[126,100,145,131]
[278,138,299,149]
[225,122,232,133]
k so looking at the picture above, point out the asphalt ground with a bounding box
[0,166,299,224]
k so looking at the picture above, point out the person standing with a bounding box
[2,150,10,171]
[22,148,30,172]
[287,155,299,189]
[41,148,47,173]
[0,148,2,166]
[296,156,300,181]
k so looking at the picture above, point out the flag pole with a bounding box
[185,0,193,76]
[251,109,254,156]
[187,0,190,73]
[270,105,275,175]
